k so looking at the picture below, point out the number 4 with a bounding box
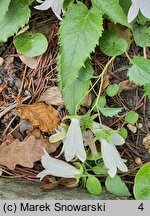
[138,203,144,211]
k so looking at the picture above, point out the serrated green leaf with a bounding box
[62,61,92,114]
[86,175,102,195]
[58,2,103,90]
[92,96,106,112]
[144,84,150,99]
[105,175,131,196]
[0,0,11,23]
[133,25,150,47]
[92,0,129,27]
[106,84,119,97]
[14,32,48,57]
[99,31,127,56]
[128,57,150,86]
[100,107,123,117]
[0,0,32,42]
[125,111,139,125]
[134,162,150,200]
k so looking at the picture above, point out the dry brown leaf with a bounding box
[143,134,150,153]
[83,93,92,107]
[39,87,64,106]
[0,57,4,66]
[40,182,59,191]
[102,74,110,90]
[119,80,137,92]
[59,178,78,188]
[18,102,60,132]
[19,55,40,69]
[0,135,60,170]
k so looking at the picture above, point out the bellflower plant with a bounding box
[127,0,150,23]
[37,149,80,180]
[34,0,64,20]
[49,118,86,162]
[92,122,128,178]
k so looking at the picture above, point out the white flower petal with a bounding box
[34,0,52,10]
[139,0,150,19]
[101,139,117,178]
[52,0,64,20]
[110,133,125,146]
[64,119,86,162]
[37,149,80,180]
[127,0,140,22]
[101,139,128,178]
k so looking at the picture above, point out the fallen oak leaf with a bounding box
[18,102,60,132]
[0,135,60,170]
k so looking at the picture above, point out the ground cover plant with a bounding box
[0,0,150,200]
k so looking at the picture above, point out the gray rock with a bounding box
[0,178,132,200]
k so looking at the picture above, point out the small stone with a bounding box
[127,124,137,133]
[0,57,4,66]
[135,157,142,165]
[137,123,143,129]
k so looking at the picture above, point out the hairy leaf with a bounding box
[0,0,11,23]
[128,57,150,85]
[0,0,32,42]
[58,2,103,90]
[133,25,150,47]
[86,175,102,195]
[92,0,129,27]
[105,175,131,196]
[62,60,92,114]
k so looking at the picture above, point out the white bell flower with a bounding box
[34,0,64,20]
[127,0,150,23]
[62,118,86,162]
[92,122,128,178]
[37,149,80,180]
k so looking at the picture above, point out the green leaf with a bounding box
[125,111,139,125]
[105,175,131,196]
[13,32,48,57]
[118,128,128,139]
[58,2,103,90]
[93,165,108,175]
[134,162,150,200]
[106,84,119,97]
[144,84,150,99]
[92,0,129,27]
[133,25,150,47]
[119,0,131,15]
[100,107,123,117]
[99,31,127,56]
[78,59,93,81]
[92,96,106,111]
[86,175,102,195]
[0,0,11,23]
[128,57,150,86]
[62,61,92,114]
[0,0,32,42]
[63,0,74,9]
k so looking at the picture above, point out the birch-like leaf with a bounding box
[92,0,129,27]
[0,0,32,42]
[58,2,103,90]
[0,0,11,23]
